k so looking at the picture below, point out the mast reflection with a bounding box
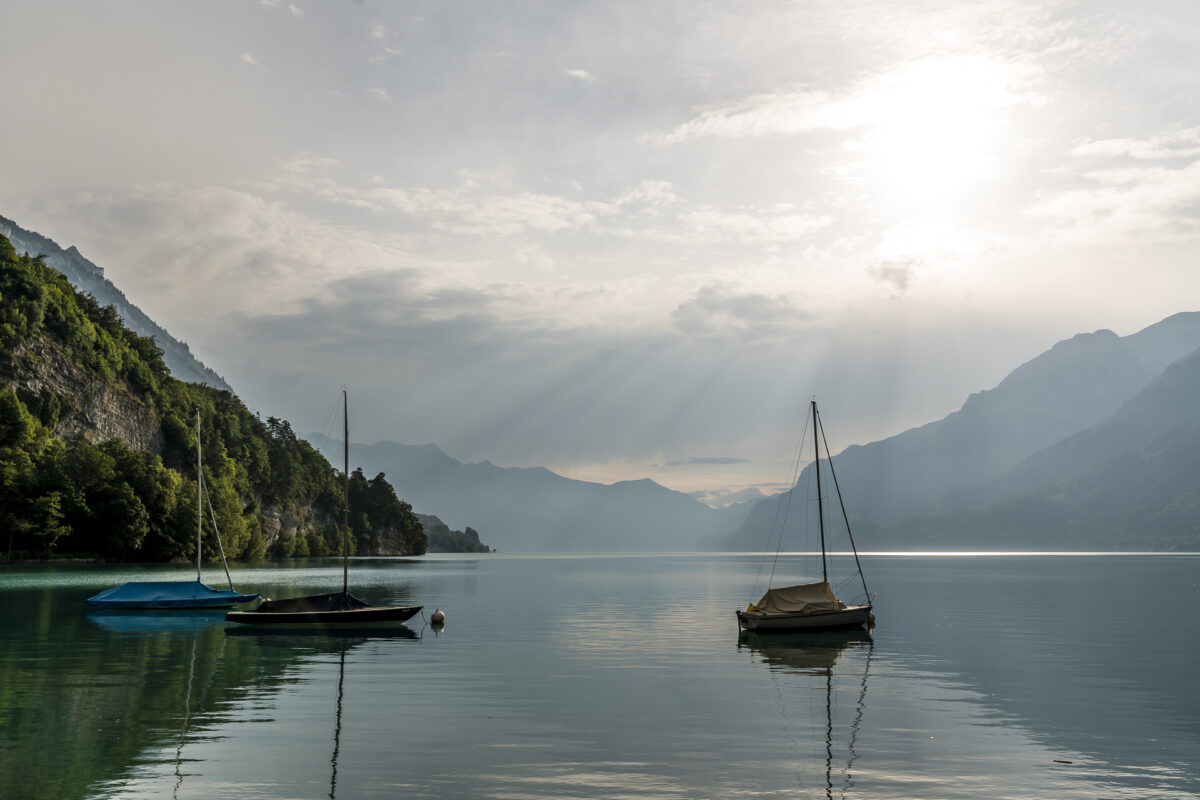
[738,629,874,798]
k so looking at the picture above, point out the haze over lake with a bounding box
[3,554,1197,799]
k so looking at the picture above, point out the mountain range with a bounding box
[718,313,1200,552]
[307,436,752,552]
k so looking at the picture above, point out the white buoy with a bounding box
[430,608,446,625]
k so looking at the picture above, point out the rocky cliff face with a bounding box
[256,502,337,552]
[1,337,164,454]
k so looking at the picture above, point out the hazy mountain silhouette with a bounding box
[308,436,752,552]
[719,313,1200,551]
[916,343,1200,549]
[0,215,232,391]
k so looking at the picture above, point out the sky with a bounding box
[2,0,1199,505]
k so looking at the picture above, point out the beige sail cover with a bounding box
[754,581,846,614]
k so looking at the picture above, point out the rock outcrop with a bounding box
[1,336,164,454]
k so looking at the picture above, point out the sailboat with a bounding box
[736,399,873,633]
[225,389,423,626]
[85,411,260,609]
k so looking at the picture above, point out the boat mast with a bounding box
[342,388,350,597]
[196,409,202,582]
[813,399,828,584]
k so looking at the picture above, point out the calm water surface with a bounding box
[1,553,1197,799]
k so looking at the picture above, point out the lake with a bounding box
[1,553,1198,799]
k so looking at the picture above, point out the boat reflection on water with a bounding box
[223,623,420,641]
[738,629,872,673]
[738,629,874,799]
[224,627,418,799]
[85,608,232,636]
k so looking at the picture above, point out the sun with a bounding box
[860,56,1015,210]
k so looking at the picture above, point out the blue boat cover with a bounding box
[85,580,260,609]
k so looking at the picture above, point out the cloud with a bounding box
[260,166,834,249]
[648,88,859,144]
[677,207,830,244]
[565,68,596,83]
[241,53,263,68]
[614,180,678,209]
[666,456,749,467]
[263,166,614,236]
[867,259,919,292]
[1070,127,1200,161]
[364,86,392,103]
[262,0,302,13]
[648,54,1037,155]
[1028,129,1200,246]
[672,283,808,340]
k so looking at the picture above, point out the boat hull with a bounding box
[736,604,872,632]
[225,605,423,625]
[224,591,422,626]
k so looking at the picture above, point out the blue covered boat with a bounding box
[86,580,259,609]
[86,411,260,610]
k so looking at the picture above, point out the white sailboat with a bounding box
[736,399,873,633]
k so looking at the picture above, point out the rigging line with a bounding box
[200,472,235,591]
[763,410,811,592]
[816,407,871,604]
[314,389,344,457]
[762,409,811,595]
[831,573,855,592]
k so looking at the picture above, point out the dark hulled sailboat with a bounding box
[225,390,422,626]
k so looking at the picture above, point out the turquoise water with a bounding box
[1,553,1198,799]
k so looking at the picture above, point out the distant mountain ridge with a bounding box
[308,435,753,552]
[919,342,1200,549]
[719,312,1200,552]
[0,215,231,391]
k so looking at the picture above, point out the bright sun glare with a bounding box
[862,57,1014,209]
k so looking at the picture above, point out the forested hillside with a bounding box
[0,235,425,560]
[0,215,232,391]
